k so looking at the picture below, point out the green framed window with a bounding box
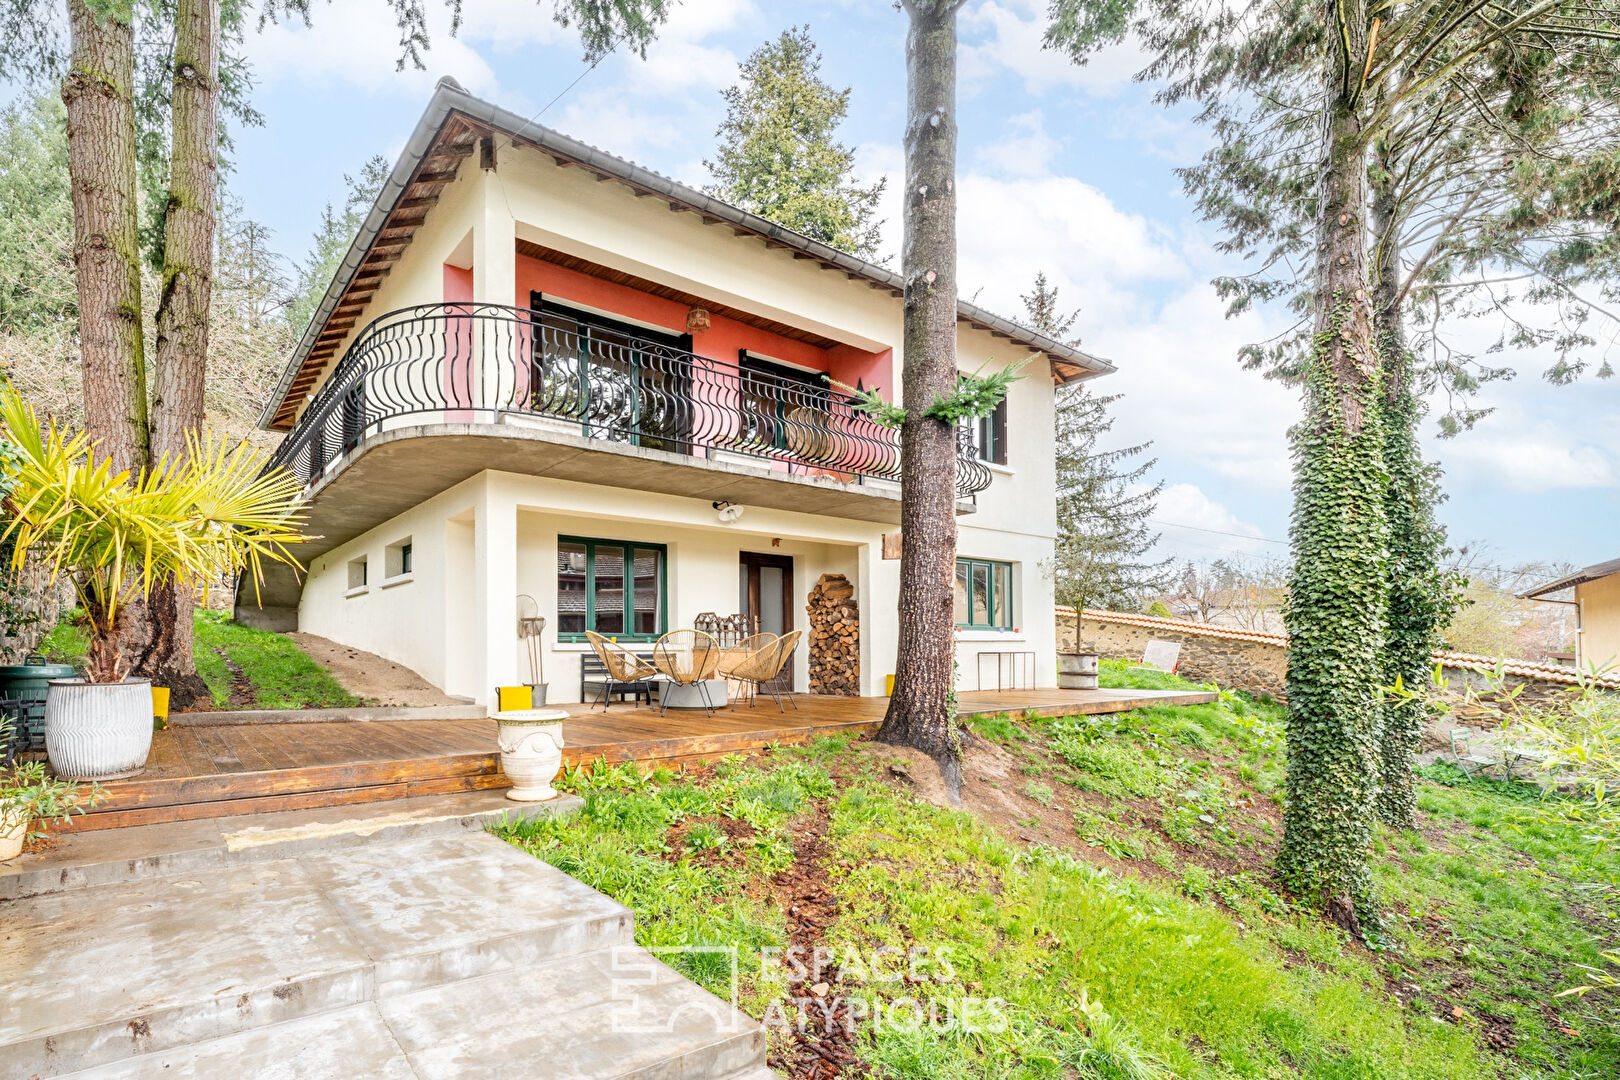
[557,536,667,640]
[954,558,1013,630]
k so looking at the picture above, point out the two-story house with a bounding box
[239,79,1115,707]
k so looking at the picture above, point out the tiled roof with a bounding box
[1066,607,1620,690]
[1430,650,1620,690]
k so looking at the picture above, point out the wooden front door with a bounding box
[740,552,795,690]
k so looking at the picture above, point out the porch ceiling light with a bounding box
[713,500,744,524]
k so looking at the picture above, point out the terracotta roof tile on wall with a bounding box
[1064,607,1620,691]
[1058,606,1288,646]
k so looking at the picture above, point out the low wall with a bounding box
[1058,609,1614,714]
[1058,611,1288,700]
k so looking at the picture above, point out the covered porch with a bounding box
[51,686,1217,832]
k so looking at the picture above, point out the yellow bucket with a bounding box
[151,686,170,731]
[497,685,534,711]
[884,674,895,696]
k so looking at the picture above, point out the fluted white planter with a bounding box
[492,708,567,802]
[44,678,153,781]
[0,811,26,861]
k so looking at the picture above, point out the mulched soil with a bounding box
[761,798,870,1080]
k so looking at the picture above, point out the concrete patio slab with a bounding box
[0,818,771,1079]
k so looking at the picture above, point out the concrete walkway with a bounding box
[0,794,773,1079]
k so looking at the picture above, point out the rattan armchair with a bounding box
[718,632,775,681]
[652,629,722,716]
[584,630,659,711]
[728,629,802,712]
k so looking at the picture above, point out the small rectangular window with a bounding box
[385,537,413,579]
[955,558,1013,630]
[557,536,667,640]
[347,556,368,592]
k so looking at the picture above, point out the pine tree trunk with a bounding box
[1370,158,1441,830]
[141,0,220,707]
[876,0,965,798]
[1277,2,1387,935]
[62,0,147,476]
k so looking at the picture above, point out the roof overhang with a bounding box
[1519,556,1620,600]
[260,79,1117,431]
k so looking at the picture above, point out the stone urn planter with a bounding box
[44,678,154,782]
[492,708,568,802]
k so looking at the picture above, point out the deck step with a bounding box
[0,789,579,901]
[60,752,507,833]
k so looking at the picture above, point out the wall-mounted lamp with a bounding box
[713,500,744,524]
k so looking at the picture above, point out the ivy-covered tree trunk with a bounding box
[139,0,219,706]
[62,0,147,476]
[1369,158,1453,829]
[1277,0,1388,934]
[876,0,966,798]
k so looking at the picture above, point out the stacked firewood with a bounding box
[806,573,859,696]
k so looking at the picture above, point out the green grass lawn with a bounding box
[496,663,1619,1079]
[37,608,360,710]
[192,610,360,709]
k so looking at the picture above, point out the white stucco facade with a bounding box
[264,93,1101,707]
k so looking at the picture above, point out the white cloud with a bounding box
[960,0,1146,97]
[248,0,506,98]
[1149,483,1276,561]
[853,134,1294,495]
[1091,285,1300,492]
[974,110,1061,178]
[245,0,752,114]
[1436,393,1620,493]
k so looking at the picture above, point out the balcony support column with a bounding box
[474,473,520,704]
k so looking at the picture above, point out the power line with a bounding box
[1149,518,1288,546]
[528,34,628,125]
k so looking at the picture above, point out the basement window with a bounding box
[346,556,369,596]
[384,537,414,583]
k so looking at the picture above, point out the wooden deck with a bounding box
[59,687,1214,832]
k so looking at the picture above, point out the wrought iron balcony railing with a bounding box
[269,302,993,499]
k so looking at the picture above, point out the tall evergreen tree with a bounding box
[1,0,672,698]
[705,26,886,260]
[0,95,75,331]
[1021,273,1166,611]
[1049,0,1620,930]
[289,155,390,334]
[876,0,970,796]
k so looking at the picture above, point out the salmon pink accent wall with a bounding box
[443,264,476,419]
[512,253,891,390]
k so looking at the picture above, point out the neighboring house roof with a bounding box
[1519,557,1620,600]
[261,78,1116,431]
[1066,607,1620,690]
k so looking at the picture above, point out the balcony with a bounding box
[269,302,994,501]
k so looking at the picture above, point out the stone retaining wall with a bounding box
[1057,610,1606,714]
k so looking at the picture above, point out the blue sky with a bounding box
[183,0,1620,571]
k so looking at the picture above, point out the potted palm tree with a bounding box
[0,385,308,781]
